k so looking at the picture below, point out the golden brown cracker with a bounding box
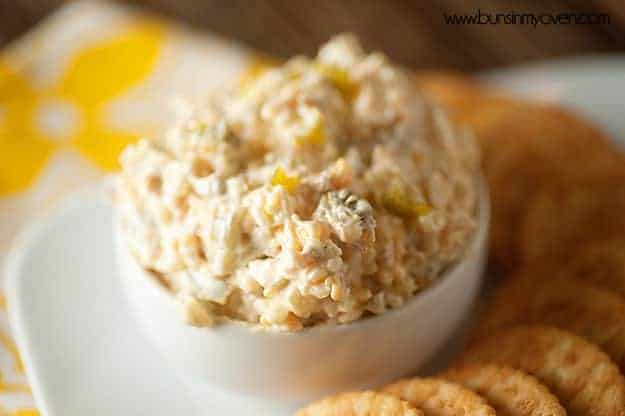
[459,325,625,416]
[382,377,496,416]
[477,106,617,269]
[520,172,625,263]
[418,73,618,269]
[443,364,565,416]
[295,391,422,416]
[418,73,613,169]
[565,237,625,298]
[473,269,625,372]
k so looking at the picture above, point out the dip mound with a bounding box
[115,35,480,330]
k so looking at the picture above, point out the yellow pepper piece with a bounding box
[295,114,325,146]
[383,188,431,218]
[314,63,357,99]
[237,56,280,94]
[271,167,300,193]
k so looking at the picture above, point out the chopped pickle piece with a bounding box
[314,62,357,99]
[383,188,431,218]
[271,167,300,193]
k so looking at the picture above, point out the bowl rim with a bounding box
[118,178,490,337]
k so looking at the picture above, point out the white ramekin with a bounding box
[115,184,489,403]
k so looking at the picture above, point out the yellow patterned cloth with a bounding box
[0,1,255,412]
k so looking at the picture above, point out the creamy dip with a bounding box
[115,34,480,331]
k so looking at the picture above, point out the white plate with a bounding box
[480,54,625,143]
[6,56,625,415]
[6,186,303,415]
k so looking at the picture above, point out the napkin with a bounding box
[0,1,257,412]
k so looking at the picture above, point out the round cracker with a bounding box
[565,237,625,298]
[418,74,619,269]
[520,171,625,263]
[473,270,625,372]
[476,106,616,268]
[295,391,422,416]
[443,364,565,416]
[459,325,625,416]
[382,377,496,416]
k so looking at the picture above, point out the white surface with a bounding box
[6,56,625,414]
[4,181,487,415]
[115,184,487,405]
[6,188,202,415]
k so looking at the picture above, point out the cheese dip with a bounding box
[115,35,480,331]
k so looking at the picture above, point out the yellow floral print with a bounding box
[14,410,38,416]
[0,18,166,414]
[56,22,164,170]
[0,62,57,196]
[0,20,165,195]
[0,406,38,416]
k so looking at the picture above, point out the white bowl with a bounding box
[115,184,489,403]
